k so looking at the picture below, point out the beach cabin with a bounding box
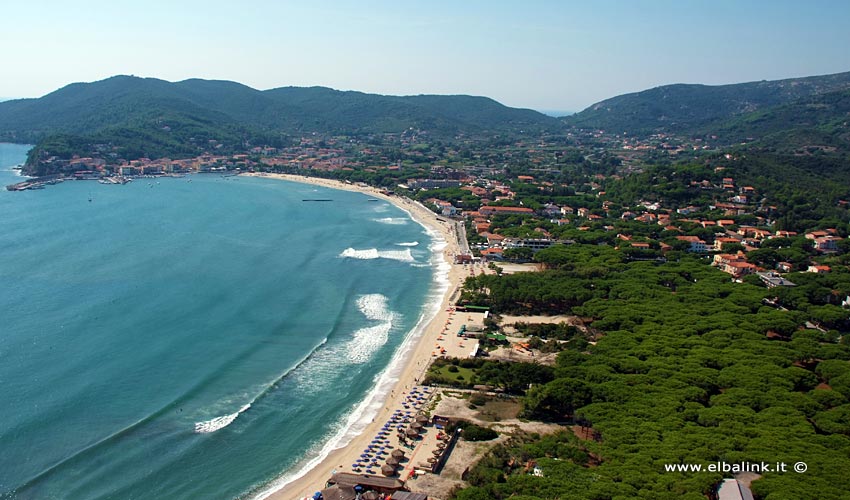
[325,472,406,495]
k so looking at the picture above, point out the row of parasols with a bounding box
[400,386,431,410]
[351,447,407,476]
[351,387,433,476]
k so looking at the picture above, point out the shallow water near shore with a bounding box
[0,144,438,499]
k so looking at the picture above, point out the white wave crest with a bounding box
[395,241,419,247]
[357,293,393,321]
[339,247,414,263]
[373,217,409,225]
[251,222,451,500]
[194,404,251,433]
[345,294,395,363]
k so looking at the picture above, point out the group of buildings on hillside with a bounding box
[413,174,844,284]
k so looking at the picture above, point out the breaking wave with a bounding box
[395,241,419,247]
[339,247,414,263]
[251,217,449,500]
[373,217,409,225]
[344,294,395,363]
[194,404,251,433]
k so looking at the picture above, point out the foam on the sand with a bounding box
[250,217,450,500]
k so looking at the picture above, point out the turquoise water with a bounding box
[0,144,443,499]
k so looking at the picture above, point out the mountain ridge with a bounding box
[563,71,850,136]
[0,75,561,143]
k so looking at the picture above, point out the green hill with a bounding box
[564,71,850,136]
[711,88,850,151]
[0,75,562,144]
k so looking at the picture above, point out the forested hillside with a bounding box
[564,71,850,137]
[453,246,850,500]
[0,76,561,146]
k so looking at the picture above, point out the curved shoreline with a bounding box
[242,173,466,500]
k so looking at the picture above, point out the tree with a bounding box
[523,377,592,421]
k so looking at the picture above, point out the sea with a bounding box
[0,143,448,499]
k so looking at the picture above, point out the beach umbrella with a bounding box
[381,464,396,476]
[386,456,400,466]
[391,449,405,458]
[411,422,424,431]
[416,415,429,423]
[405,428,419,438]
[432,449,442,456]
[362,492,380,500]
[427,456,438,463]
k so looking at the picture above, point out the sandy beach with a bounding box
[243,173,480,499]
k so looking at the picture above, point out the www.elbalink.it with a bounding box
[663,461,808,474]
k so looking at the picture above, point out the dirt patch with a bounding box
[494,262,543,274]
[499,314,588,331]
[475,399,521,422]
[406,438,505,500]
[407,390,567,498]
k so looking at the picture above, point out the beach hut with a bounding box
[381,464,396,476]
[318,486,356,500]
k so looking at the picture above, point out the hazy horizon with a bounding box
[5,67,850,117]
[3,1,850,110]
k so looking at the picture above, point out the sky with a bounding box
[2,0,850,112]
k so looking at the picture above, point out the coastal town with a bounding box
[8,125,850,499]
[3,1,850,497]
[10,130,847,290]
